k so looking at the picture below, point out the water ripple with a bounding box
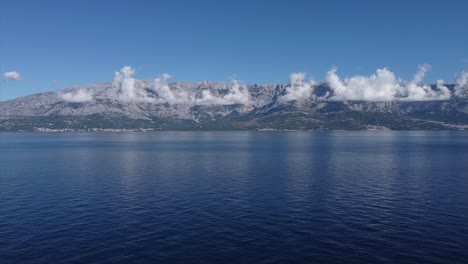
[0,131,467,264]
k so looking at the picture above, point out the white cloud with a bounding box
[434,80,451,100]
[326,67,403,101]
[455,71,468,97]
[60,89,94,103]
[3,71,22,80]
[152,75,251,105]
[57,64,460,105]
[112,66,138,100]
[152,74,193,104]
[108,66,253,105]
[325,65,451,101]
[221,79,251,105]
[110,66,161,102]
[278,73,319,102]
[401,65,449,100]
[197,79,251,105]
[59,66,154,103]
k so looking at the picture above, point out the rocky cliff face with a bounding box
[1,81,467,131]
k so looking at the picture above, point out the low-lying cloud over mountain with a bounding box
[278,73,323,102]
[60,66,253,105]
[325,65,454,101]
[1,65,467,131]
[59,89,94,103]
[58,65,468,105]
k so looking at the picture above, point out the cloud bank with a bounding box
[196,79,251,105]
[279,73,318,102]
[326,65,451,101]
[152,74,192,104]
[110,66,252,105]
[60,65,467,104]
[3,71,22,80]
[112,66,156,101]
[60,89,94,103]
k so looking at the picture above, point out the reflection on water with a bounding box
[0,131,467,264]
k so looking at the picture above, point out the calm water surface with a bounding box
[1,131,467,264]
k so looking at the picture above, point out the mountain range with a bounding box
[1,79,467,131]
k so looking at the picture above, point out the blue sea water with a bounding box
[0,131,467,264]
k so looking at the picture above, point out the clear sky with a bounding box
[1,0,467,101]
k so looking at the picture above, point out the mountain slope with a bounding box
[1,81,467,131]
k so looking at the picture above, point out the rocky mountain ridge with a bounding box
[1,80,467,131]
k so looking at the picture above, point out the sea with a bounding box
[1,131,467,264]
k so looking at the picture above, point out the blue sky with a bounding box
[1,0,467,101]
